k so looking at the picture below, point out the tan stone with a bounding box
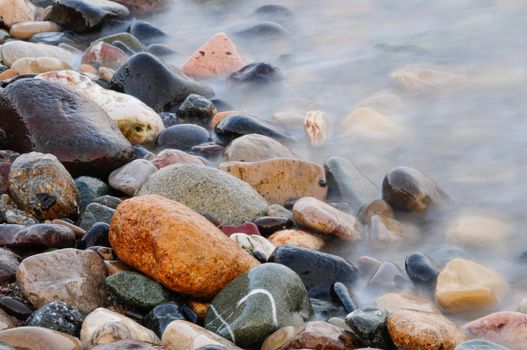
[387,309,466,350]
[162,320,241,350]
[268,229,325,251]
[224,134,296,162]
[0,326,81,350]
[9,21,60,40]
[292,197,361,240]
[182,32,246,78]
[109,195,259,299]
[16,248,107,313]
[81,308,160,349]
[105,260,135,275]
[219,159,327,205]
[376,293,440,313]
[0,69,17,80]
[445,213,509,250]
[230,233,276,259]
[0,0,36,26]
[11,56,71,74]
[391,66,466,91]
[0,308,14,331]
[435,258,509,313]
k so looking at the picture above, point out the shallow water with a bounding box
[147,0,527,316]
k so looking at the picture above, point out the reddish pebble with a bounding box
[152,149,204,169]
[220,222,261,236]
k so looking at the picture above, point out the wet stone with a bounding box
[147,43,178,58]
[331,282,357,314]
[234,21,289,40]
[177,94,217,127]
[0,296,33,320]
[81,41,128,71]
[93,195,122,209]
[79,203,115,230]
[268,229,325,251]
[156,124,210,152]
[107,271,171,310]
[75,177,109,212]
[215,114,291,144]
[254,216,293,236]
[143,302,185,338]
[79,222,110,249]
[26,301,85,337]
[31,31,77,46]
[253,4,294,22]
[109,159,158,196]
[228,62,282,85]
[405,251,440,286]
[128,20,167,46]
[268,245,358,300]
[224,133,296,162]
[462,311,527,350]
[0,249,19,283]
[345,307,394,349]
[367,261,410,293]
[220,222,260,236]
[94,32,144,52]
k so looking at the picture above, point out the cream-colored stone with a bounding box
[37,70,164,145]
[0,41,74,67]
[268,229,325,251]
[162,320,241,350]
[445,213,509,250]
[11,56,71,74]
[0,326,81,350]
[304,110,328,146]
[230,233,275,259]
[9,21,60,40]
[435,258,509,313]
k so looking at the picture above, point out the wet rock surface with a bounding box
[26,301,85,337]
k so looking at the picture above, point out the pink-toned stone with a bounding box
[182,32,246,78]
[220,222,261,236]
[81,41,129,70]
[152,149,204,169]
[463,312,527,350]
[268,229,325,251]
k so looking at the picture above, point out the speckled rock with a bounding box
[387,309,466,350]
[219,159,327,205]
[0,78,134,177]
[109,195,259,299]
[182,32,246,78]
[16,248,107,313]
[9,21,60,40]
[0,0,36,26]
[26,301,85,337]
[261,321,364,350]
[224,134,296,162]
[382,167,454,212]
[204,263,313,347]
[0,223,76,249]
[110,52,214,112]
[435,258,509,313]
[37,70,165,145]
[292,197,361,240]
[162,320,242,350]
[0,248,19,283]
[137,164,268,226]
[462,311,527,350]
[0,327,81,350]
[152,149,204,168]
[48,0,129,32]
[107,272,171,309]
[109,159,158,196]
[0,41,74,67]
[80,307,160,349]
[324,156,379,209]
[8,152,80,221]
[345,307,393,349]
[81,41,129,70]
[268,229,324,251]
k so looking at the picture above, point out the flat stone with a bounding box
[268,229,324,251]
[109,195,259,299]
[204,263,313,348]
[0,0,36,26]
[0,248,19,283]
[219,159,327,205]
[268,245,358,300]
[10,21,60,40]
[156,124,210,152]
[224,134,296,162]
[137,164,268,226]
[0,41,74,67]
[0,327,81,350]
[8,152,80,221]
[215,114,291,144]
[16,248,107,313]
[38,70,165,145]
[151,149,204,168]
[162,320,241,350]
[107,271,171,310]
[324,156,379,209]
[11,56,71,74]
[292,197,361,240]
[26,301,85,337]
[109,159,158,196]
[261,321,364,350]
[0,296,33,320]
[182,32,246,78]
[110,52,214,112]
[387,309,466,350]
[0,78,133,177]
[435,258,509,313]
[80,307,160,349]
[462,311,527,350]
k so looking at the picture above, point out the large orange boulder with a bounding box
[109,195,259,299]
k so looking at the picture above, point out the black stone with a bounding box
[177,94,217,128]
[0,296,33,320]
[345,307,395,350]
[191,142,224,159]
[214,114,291,144]
[253,216,293,236]
[405,251,440,286]
[180,304,200,324]
[144,302,185,337]
[79,222,110,249]
[110,52,214,112]
[331,282,357,313]
[228,63,282,85]
[128,20,167,46]
[268,245,358,300]
[26,301,85,337]
[252,250,267,263]
[111,40,136,55]
[156,124,210,152]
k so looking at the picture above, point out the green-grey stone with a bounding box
[75,176,109,212]
[93,33,144,52]
[455,340,510,350]
[204,263,313,348]
[345,306,394,350]
[324,156,379,210]
[107,272,170,310]
[138,164,268,225]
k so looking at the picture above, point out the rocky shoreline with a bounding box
[0,0,524,350]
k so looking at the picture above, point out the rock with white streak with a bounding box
[37,70,164,145]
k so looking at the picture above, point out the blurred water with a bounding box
[147,0,527,315]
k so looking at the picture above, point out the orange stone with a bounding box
[0,69,18,80]
[182,32,246,78]
[109,195,259,299]
[189,300,210,319]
